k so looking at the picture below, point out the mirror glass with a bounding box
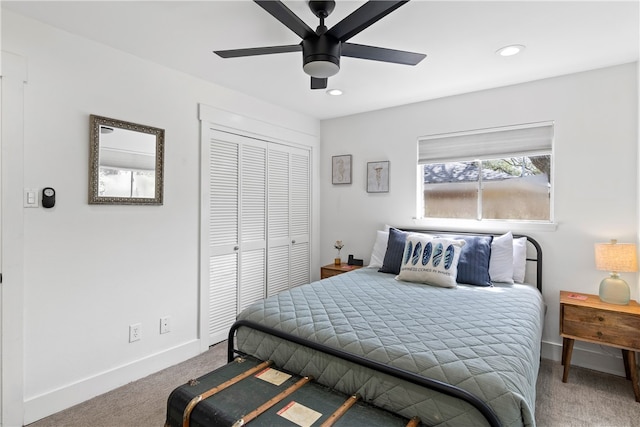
[89,115,164,205]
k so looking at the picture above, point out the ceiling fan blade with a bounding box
[342,43,425,65]
[254,0,316,40]
[214,44,301,58]
[311,77,327,89]
[327,1,409,42]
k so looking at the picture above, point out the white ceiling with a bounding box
[3,1,639,120]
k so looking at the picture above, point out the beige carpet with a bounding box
[535,357,640,426]
[27,342,228,427]
[27,343,640,427]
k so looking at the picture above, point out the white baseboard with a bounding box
[23,339,202,425]
[541,340,629,377]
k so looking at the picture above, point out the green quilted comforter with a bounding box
[236,267,545,426]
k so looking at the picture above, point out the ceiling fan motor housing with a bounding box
[302,35,341,78]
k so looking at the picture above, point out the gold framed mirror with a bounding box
[89,115,164,205]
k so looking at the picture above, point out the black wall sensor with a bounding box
[42,187,55,208]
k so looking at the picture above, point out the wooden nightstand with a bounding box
[559,290,640,402]
[320,263,363,279]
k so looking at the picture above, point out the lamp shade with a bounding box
[595,240,638,305]
[594,240,638,273]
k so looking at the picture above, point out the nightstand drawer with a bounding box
[321,269,344,279]
[562,305,640,349]
[320,263,362,280]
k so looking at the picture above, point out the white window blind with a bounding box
[418,122,553,164]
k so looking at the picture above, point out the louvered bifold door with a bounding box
[208,137,239,344]
[208,133,268,345]
[238,142,267,311]
[266,148,290,297]
[289,147,311,288]
[267,145,311,296]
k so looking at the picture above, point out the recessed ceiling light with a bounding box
[326,89,343,96]
[496,44,526,57]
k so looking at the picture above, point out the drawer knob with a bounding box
[597,331,603,337]
[597,316,604,322]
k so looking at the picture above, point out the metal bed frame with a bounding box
[227,230,543,427]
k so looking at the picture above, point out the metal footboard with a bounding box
[227,319,501,427]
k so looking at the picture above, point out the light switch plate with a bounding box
[23,188,39,208]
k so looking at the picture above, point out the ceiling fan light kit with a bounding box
[214,0,426,89]
[302,35,341,78]
[303,59,339,78]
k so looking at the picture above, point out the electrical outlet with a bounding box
[160,316,170,334]
[129,323,141,342]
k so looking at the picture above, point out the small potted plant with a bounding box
[334,240,344,265]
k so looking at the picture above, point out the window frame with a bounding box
[415,122,556,232]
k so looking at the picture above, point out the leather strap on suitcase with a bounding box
[320,394,360,427]
[320,394,422,427]
[182,359,273,427]
[406,416,422,427]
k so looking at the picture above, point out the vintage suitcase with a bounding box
[166,355,421,427]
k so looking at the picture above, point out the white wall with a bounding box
[1,10,319,424]
[3,6,637,424]
[320,63,638,375]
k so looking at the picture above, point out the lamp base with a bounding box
[599,274,630,305]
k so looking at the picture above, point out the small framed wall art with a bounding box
[367,161,390,193]
[332,154,352,184]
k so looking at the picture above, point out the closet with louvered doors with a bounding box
[206,130,310,345]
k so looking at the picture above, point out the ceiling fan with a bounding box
[214,0,426,89]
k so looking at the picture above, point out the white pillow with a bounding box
[368,230,389,268]
[489,232,514,284]
[396,234,465,288]
[513,237,527,283]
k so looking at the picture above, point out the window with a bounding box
[418,122,553,222]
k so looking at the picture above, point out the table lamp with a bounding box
[594,240,638,305]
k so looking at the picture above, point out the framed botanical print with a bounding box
[332,154,352,184]
[367,161,389,193]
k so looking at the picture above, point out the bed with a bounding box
[227,229,545,427]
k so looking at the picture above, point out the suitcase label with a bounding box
[255,367,292,386]
[277,401,323,427]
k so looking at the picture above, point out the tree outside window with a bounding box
[422,155,551,221]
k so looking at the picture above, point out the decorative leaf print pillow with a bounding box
[396,234,466,288]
